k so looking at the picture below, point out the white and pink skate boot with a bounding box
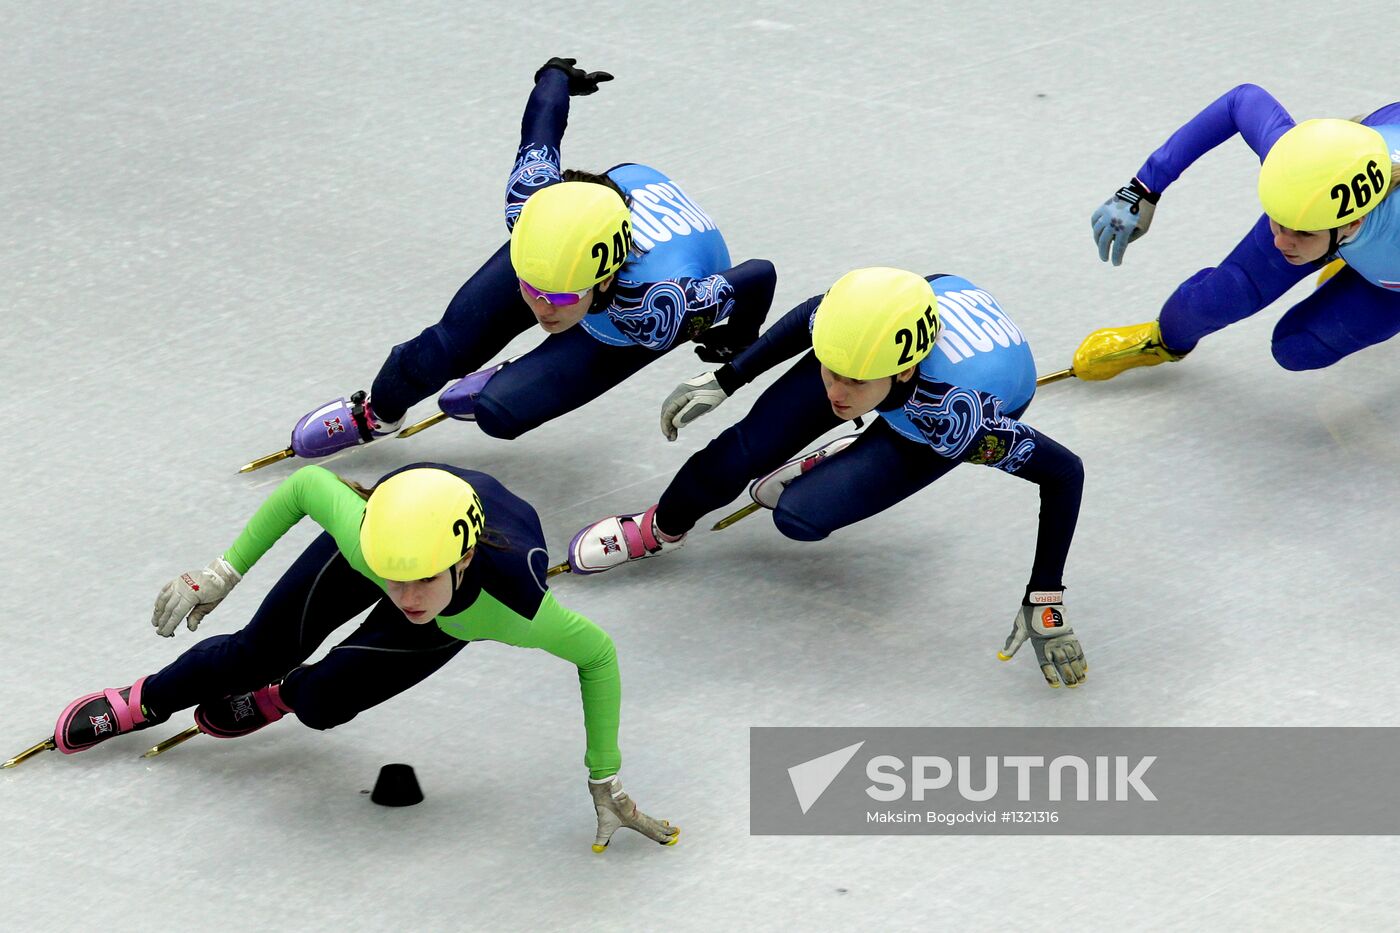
[748,434,860,509]
[194,684,291,739]
[567,504,686,575]
[54,676,156,754]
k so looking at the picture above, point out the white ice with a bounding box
[3,2,1399,930]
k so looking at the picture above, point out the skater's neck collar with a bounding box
[877,372,918,412]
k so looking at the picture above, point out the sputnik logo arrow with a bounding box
[787,741,865,814]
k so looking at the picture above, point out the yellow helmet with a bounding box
[510,181,632,292]
[360,468,485,582]
[811,268,941,380]
[1258,119,1392,230]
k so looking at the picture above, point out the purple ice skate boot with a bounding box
[748,434,859,509]
[55,676,155,754]
[290,390,402,459]
[194,684,291,739]
[438,362,509,421]
[568,504,686,575]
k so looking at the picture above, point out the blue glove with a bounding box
[1091,178,1159,266]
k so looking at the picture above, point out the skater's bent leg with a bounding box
[1272,266,1400,370]
[280,601,468,730]
[1158,214,1312,352]
[141,534,382,717]
[474,328,655,439]
[655,353,842,536]
[774,419,957,540]
[370,241,535,422]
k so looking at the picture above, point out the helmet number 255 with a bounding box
[1332,160,1387,220]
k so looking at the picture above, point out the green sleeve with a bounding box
[504,592,622,780]
[223,465,370,575]
[435,586,623,779]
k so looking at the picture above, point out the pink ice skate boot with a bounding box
[54,676,155,754]
[748,434,859,509]
[567,504,685,575]
[194,684,292,739]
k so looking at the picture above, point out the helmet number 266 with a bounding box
[1332,160,1387,220]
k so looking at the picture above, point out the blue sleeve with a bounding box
[504,69,570,231]
[607,258,776,353]
[906,380,1083,591]
[715,293,819,394]
[1136,84,1296,195]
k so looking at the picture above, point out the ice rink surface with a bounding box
[4,2,1399,930]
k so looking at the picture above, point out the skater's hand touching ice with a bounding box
[152,557,241,637]
[997,591,1087,688]
[589,775,679,852]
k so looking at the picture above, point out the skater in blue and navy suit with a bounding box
[566,267,1089,689]
[276,57,776,462]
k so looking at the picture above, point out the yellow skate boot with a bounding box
[1071,320,1188,381]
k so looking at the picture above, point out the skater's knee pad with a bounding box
[1271,332,1334,371]
[772,502,831,542]
[472,387,527,440]
[292,701,358,732]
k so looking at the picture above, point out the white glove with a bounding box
[997,591,1087,688]
[152,557,242,637]
[589,775,679,852]
[660,372,727,442]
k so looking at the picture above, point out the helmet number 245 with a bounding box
[893,304,940,367]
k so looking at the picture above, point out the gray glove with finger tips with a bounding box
[152,557,241,637]
[998,591,1087,688]
[1092,178,1158,266]
[660,371,728,441]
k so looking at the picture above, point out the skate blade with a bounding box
[546,561,570,578]
[397,412,448,439]
[2,737,56,769]
[711,501,762,531]
[238,448,295,473]
[141,725,202,759]
[1035,368,1075,386]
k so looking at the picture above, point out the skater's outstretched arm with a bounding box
[1092,85,1296,266]
[225,466,369,574]
[658,291,814,440]
[904,381,1084,594]
[715,292,821,393]
[516,593,623,780]
[152,466,368,637]
[504,67,571,230]
[1136,83,1297,194]
[505,60,611,230]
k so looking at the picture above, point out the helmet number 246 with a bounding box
[590,220,634,279]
